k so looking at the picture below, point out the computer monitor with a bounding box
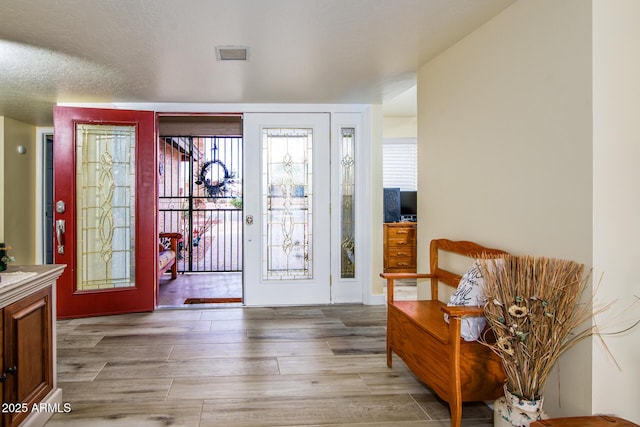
[400,191,417,221]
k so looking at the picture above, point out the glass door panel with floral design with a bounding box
[243,113,330,306]
[76,124,136,291]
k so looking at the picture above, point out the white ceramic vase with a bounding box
[494,386,548,427]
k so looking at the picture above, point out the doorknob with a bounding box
[56,219,66,254]
[245,215,254,225]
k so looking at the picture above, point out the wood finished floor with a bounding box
[49,304,493,426]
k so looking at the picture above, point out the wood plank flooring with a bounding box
[49,304,493,426]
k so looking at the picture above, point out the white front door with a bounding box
[243,113,331,306]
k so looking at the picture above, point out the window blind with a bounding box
[383,138,417,191]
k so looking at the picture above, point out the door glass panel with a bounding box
[76,124,136,291]
[340,127,355,278]
[262,128,313,280]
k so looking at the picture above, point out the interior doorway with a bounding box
[43,133,54,264]
[157,114,243,307]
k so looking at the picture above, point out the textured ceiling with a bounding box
[0,0,514,126]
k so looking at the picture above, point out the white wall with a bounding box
[417,0,594,418]
[592,1,640,422]
[383,117,417,139]
[369,105,386,298]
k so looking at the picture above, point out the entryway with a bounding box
[158,115,243,306]
[49,108,365,315]
[158,272,242,306]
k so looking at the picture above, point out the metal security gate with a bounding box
[159,136,242,273]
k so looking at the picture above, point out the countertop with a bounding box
[0,264,65,308]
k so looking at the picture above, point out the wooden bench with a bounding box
[381,238,508,427]
[159,232,181,280]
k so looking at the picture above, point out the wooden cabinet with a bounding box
[0,265,64,427]
[383,222,417,273]
[2,287,53,427]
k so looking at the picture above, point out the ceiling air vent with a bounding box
[215,46,249,61]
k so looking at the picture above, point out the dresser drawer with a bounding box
[386,225,417,239]
[387,248,415,258]
[386,256,416,269]
[387,237,416,247]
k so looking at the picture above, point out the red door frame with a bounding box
[53,106,157,318]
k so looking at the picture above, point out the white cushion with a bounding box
[444,260,487,342]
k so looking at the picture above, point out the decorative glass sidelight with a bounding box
[340,128,356,278]
[76,124,136,291]
[262,128,313,280]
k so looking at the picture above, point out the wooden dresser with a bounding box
[383,222,417,273]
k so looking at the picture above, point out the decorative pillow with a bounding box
[444,260,487,342]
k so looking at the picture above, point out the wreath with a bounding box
[195,160,235,198]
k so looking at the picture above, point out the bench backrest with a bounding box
[429,239,508,301]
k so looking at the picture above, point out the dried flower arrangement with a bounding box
[478,255,595,401]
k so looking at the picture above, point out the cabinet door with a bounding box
[3,287,53,427]
[0,313,3,427]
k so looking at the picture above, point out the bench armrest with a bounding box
[160,232,182,239]
[441,305,485,317]
[380,272,433,280]
[380,272,434,304]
